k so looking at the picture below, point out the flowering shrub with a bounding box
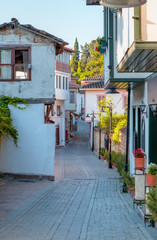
[146,163,157,175]
[133,148,145,158]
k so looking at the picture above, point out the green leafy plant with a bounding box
[99,147,105,156]
[0,96,27,145]
[146,183,157,222]
[97,96,127,144]
[146,163,157,175]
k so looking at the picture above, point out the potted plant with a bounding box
[146,163,157,186]
[133,148,145,169]
[97,36,107,48]
[99,148,106,160]
[146,183,157,226]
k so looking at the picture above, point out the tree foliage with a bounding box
[70,38,79,74]
[98,96,127,145]
[0,96,27,145]
[70,39,104,84]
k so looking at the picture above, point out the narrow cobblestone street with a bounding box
[0,120,156,240]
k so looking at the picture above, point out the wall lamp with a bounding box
[140,100,148,117]
[150,99,157,116]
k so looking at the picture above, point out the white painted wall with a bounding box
[53,100,65,146]
[76,92,84,115]
[0,27,56,98]
[65,89,77,111]
[85,90,126,123]
[0,104,55,176]
[55,71,70,100]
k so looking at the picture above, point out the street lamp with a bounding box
[86,112,96,151]
[105,88,119,169]
[100,0,146,8]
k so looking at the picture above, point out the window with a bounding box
[66,77,68,90]
[44,104,54,124]
[57,105,62,116]
[0,47,31,81]
[63,76,65,89]
[97,95,105,106]
[59,76,61,89]
[70,91,75,104]
[122,94,128,109]
[56,75,59,88]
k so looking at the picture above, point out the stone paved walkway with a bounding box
[0,120,156,240]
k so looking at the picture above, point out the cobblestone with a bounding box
[0,120,156,239]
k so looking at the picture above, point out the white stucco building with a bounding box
[87,1,157,173]
[0,18,67,179]
[54,47,73,146]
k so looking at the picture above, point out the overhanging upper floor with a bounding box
[117,41,157,73]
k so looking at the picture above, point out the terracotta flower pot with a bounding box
[147,174,157,186]
[134,157,145,169]
[100,155,105,160]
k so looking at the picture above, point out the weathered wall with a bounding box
[0,26,56,99]
[0,104,55,177]
[94,127,127,155]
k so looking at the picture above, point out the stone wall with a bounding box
[94,127,127,155]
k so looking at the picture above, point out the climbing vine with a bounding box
[0,96,27,145]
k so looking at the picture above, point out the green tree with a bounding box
[78,40,104,83]
[98,96,127,145]
[80,42,90,71]
[70,38,79,74]
[73,60,83,79]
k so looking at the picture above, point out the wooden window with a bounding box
[70,91,74,104]
[44,104,54,124]
[0,47,31,81]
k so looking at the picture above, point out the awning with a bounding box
[117,41,157,73]
[104,78,144,90]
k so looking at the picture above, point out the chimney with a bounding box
[11,18,19,28]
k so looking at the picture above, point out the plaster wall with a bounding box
[141,0,157,41]
[85,90,126,123]
[55,70,70,100]
[53,100,65,146]
[0,104,55,176]
[0,27,56,98]
[76,93,84,115]
[65,89,76,111]
[114,11,150,79]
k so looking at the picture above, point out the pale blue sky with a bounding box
[0,0,104,49]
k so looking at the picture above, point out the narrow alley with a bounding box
[0,120,156,240]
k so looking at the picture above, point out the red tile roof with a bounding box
[69,81,80,89]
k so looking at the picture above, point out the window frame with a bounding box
[0,46,31,81]
[70,91,75,104]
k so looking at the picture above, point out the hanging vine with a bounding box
[0,96,27,145]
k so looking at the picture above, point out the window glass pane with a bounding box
[70,91,74,103]
[63,77,65,89]
[15,65,28,79]
[66,77,68,90]
[56,75,58,88]
[0,50,11,64]
[15,50,28,64]
[59,76,61,88]
[0,66,12,79]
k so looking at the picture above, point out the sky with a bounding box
[0,0,104,49]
